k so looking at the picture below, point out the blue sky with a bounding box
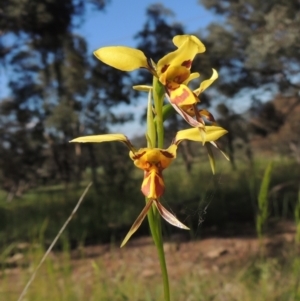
[79,0,219,136]
[80,0,217,51]
[0,1,220,137]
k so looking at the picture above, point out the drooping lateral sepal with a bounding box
[153,200,189,230]
[120,199,154,247]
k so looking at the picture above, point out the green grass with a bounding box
[1,156,300,300]
[1,243,300,301]
[0,156,299,248]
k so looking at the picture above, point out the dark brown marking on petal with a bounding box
[160,150,174,159]
[166,81,180,91]
[181,60,192,68]
[161,64,169,74]
[132,151,146,160]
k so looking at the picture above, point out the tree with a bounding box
[0,0,137,197]
[196,0,300,158]
[198,0,300,100]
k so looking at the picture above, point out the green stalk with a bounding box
[153,77,165,148]
[145,77,170,301]
[147,203,170,301]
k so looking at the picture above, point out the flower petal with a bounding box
[164,144,177,161]
[173,35,205,53]
[70,134,128,143]
[70,134,135,151]
[141,169,165,199]
[209,141,230,161]
[94,46,149,71]
[153,200,189,230]
[157,35,205,79]
[168,84,197,106]
[194,69,218,96]
[170,102,205,128]
[175,126,228,144]
[206,143,216,175]
[183,72,200,86]
[120,199,154,247]
[199,109,216,123]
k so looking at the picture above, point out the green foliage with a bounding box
[200,0,300,97]
[1,157,299,248]
[295,189,300,244]
[198,0,300,164]
[1,242,300,300]
[256,162,273,240]
[0,0,135,196]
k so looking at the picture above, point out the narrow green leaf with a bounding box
[256,162,273,240]
[258,162,273,220]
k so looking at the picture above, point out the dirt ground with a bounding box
[68,220,296,283]
[2,220,297,296]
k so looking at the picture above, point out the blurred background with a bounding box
[0,0,300,300]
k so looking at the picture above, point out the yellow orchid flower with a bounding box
[130,145,177,199]
[134,68,218,129]
[94,35,216,108]
[70,125,227,246]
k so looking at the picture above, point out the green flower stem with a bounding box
[147,89,156,148]
[146,203,170,301]
[153,77,165,148]
[145,76,170,301]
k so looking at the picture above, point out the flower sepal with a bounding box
[70,133,135,152]
[120,198,189,247]
[94,46,149,71]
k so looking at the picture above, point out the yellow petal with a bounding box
[168,84,197,106]
[183,72,200,85]
[159,147,177,169]
[173,35,206,53]
[94,46,149,71]
[165,144,177,160]
[157,36,205,78]
[194,69,218,96]
[175,126,228,144]
[70,134,128,144]
[159,66,190,86]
